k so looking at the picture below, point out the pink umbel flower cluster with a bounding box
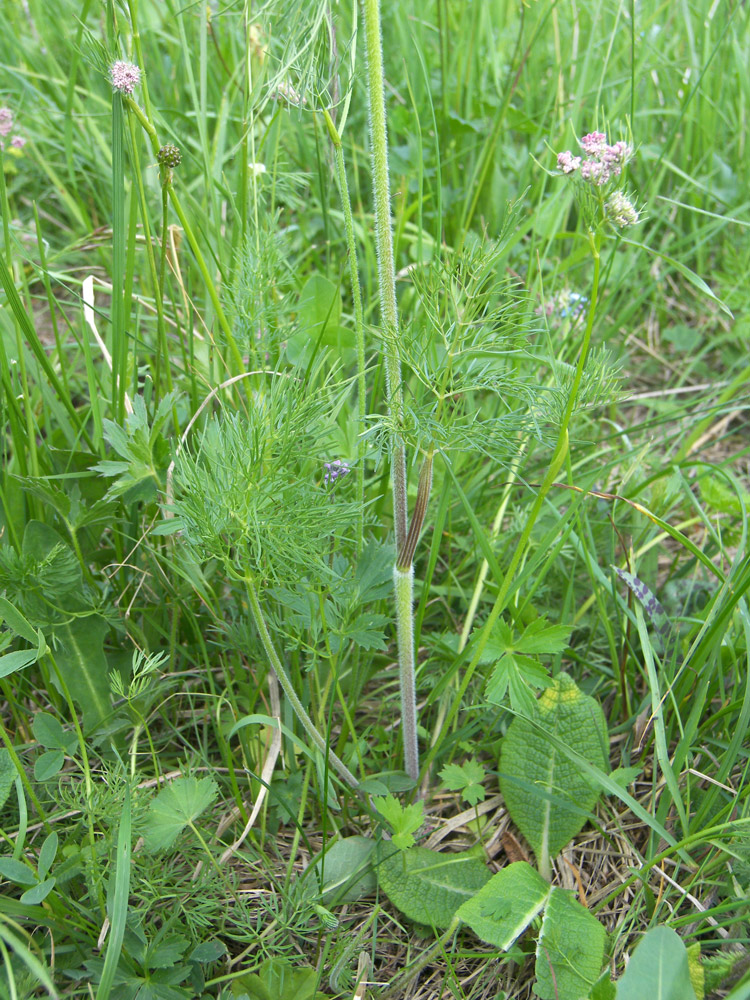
[0,107,26,150]
[557,131,632,187]
[109,60,141,96]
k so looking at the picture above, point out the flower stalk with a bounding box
[362,0,426,779]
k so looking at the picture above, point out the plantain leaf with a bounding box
[615,926,698,1000]
[377,845,492,930]
[498,673,608,873]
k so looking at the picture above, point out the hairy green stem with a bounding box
[362,0,407,549]
[243,577,360,790]
[363,0,422,780]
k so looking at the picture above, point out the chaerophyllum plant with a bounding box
[161,370,362,790]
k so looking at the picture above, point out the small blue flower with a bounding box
[323,460,351,486]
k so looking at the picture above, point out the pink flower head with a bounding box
[557,150,581,174]
[109,60,141,96]
[0,108,13,138]
[580,159,609,186]
[602,140,632,176]
[580,131,607,155]
[10,135,25,148]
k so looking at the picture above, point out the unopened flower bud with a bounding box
[158,143,182,169]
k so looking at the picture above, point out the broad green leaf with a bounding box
[498,673,608,871]
[189,940,227,963]
[143,777,218,852]
[535,887,606,1000]
[0,596,38,644]
[0,858,38,885]
[0,647,39,679]
[286,274,345,368]
[38,833,58,883]
[307,835,377,904]
[51,617,112,733]
[32,712,77,752]
[373,794,424,850]
[456,861,551,948]
[615,926,697,1000]
[231,957,329,1000]
[20,877,56,906]
[377,846,492,930]
[34,750,65,782]
[0,749,14,811]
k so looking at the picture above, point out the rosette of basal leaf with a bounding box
[167,377,359,584]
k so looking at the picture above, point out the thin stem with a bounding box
[393,565,418,780]
[322,109,366,556]
[243,576,360,790]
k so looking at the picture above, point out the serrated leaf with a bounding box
[456,861,551,948]
[615,926,697,1000]
[143,777,218,852]
[498,673,608,872]
[480,617,571,660]
[535,888,606,1000]
[486,654,552,715]
[231,957,329,1000]
[378,846,492,930]
[439,760,486,806]
[373,794,424,850]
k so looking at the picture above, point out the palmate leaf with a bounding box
[143,777,218,853]
[439,759,487,807]
[482,618,569,715]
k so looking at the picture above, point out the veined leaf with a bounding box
[535,887,606,1000]
[456,861,551,948]
[377,845,492,929]
[498,673,608,875]
[615,926,697,1000]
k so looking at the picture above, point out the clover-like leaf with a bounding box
[143,777,218,853]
